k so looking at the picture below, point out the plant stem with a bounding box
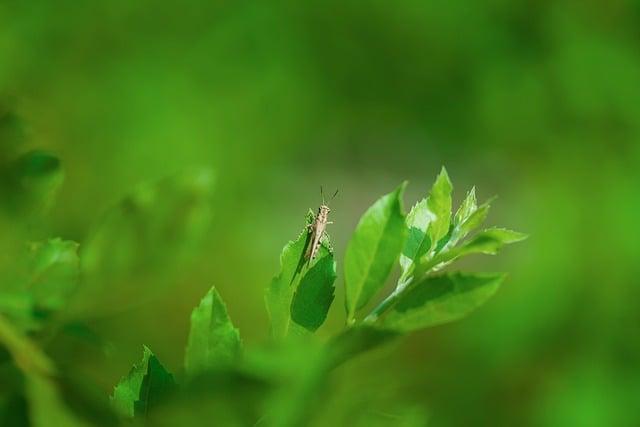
[363,289,402,322]
[364,258,440,323]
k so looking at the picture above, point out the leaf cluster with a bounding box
[0,139,525,427]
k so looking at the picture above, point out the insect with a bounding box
[305,187,338,260]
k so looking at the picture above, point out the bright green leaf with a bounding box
[428,227,528,271]
[452,198,494,243]
[290,253,337,332]
[426,167,453,249]
[185,287,241,376]
[454,187,477,226]
[111,346,176,418]
[381,273,506,332]
[399,199,433,279]
[344,182,407,321]
[459,227,528,254]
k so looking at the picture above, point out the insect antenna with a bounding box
[325,188,339,206]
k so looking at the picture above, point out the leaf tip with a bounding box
[437,166,452,185]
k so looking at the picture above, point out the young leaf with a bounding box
[344,182,407,321]
[399,199,434,279]
[454,187,477,227]
[111,346,176,418]
[380,273,506,332]
[185,287,241,376]
[290,254,337,332]
[27,238,80,318]
[427,227,528,270]
[458,228,528,255]
[451,198,493,243]
[426,167,453,249]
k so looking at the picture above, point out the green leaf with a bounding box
[454,187,477,226]
[290,253,337,332]
[399,199,433,279]
[428,227,528,270]
[380,273,506,332]
[344,182,407,321]
[265,216,333,339]
[185,287,241,376]
[451,198,493,243]
[458,227,528,254]
[27,238,79,318]
[111,346,176,418]
[426,167,453,249]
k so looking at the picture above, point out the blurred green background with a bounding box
[1,0,639,425]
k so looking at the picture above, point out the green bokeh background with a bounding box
[1,1,639,425]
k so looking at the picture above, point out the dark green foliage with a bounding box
[381,273,506,332]
[111,347,176,418]
[133,355,177,417]
[290,254,337,332]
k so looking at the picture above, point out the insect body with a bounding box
[305,204,332,260]
[305,188,338,260]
